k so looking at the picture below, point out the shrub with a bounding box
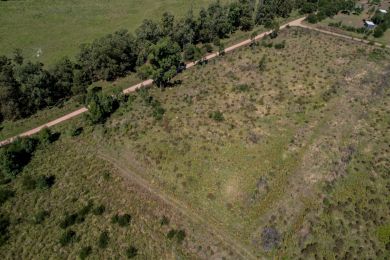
[37,128,56,145]
[0,213,10,246]
[98,231,109,249]
[22,175,36,190]
[167,229,176,239]
[261,227,281,251]
[111,213,131,227]
[67,126,83,137]
[33,210,50,224]
[166,229,186,243]
[176,230,186,243]
[79,246,92,260]
[85,88,118,124]
[0,137,38,177]
[274,41,285,49]
[36,175,55,189]
[59,213,78,229]
[209,111,224,122]
[59,230,77,246]
[160,215,169,226]
[92,205,105,216]
[0,188,14,206]
[126,246,138,258]
[258,55,267,71]
[307,13,318,24]
[233,84,249,92]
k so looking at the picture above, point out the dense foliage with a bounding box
[0,0,353,122]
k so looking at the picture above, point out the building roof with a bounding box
[379,9,388,14]
[365,21,375,26]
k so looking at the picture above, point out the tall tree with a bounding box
[148,37,182,87]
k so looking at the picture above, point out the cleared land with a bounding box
[1,27,389,258]
[0,0,228,65]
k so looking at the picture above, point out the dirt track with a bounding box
[2,16,388,147]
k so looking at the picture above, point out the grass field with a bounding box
[0,0,229,66]
[1,27,389,258]
[96,27,390,258]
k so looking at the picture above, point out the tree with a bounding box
[85,88,117,124]
[183,44,202,61]
[136,19,162,44]
[0,55,22,120]
[173,10,198,48]
[160,12,175,38]
[148,37,182,87]
[14,61,55,116]
[51,57,74,100]
[0,137,37,177]
[77,30,138,81]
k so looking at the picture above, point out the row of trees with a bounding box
[0,0,325,122]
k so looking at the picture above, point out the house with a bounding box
[379,9,388,14]
[364,20,376,29]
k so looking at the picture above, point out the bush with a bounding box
[59,213,78,229]
[176,230,186,243]
[92,205,105,216]
[258,55,267,71]
[0,188,14,206]
[111,213,131,227]
[85,88,118,124]
[32,210,50,224]
[166,229,186,243]
[59,230,77,246]
[0,213,10,246]
[79,246,92,260]
[274,41,285,49]
[126,246,138,258]
[307,13,318,24]
[209,111,224,122]
[67,126,83,137]
[0,137,38,177]
[261,227,281,251]
[22,175,36,190]
[98,231,109,249]
[233,84,249,92]
[37,128,57,145]
[36,175,55,189]
[160,215,170,226]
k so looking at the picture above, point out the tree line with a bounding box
[0,0,353,122]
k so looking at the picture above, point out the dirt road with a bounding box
[3,16,387,147]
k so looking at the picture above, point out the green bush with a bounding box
[0,213,10,246]
[233,84,250,92]
[0,137,38,177]
[92,205,105,216]
[111,213,131,227]
[59,230,77,246]
[36,175,55,189]
[274,41,286,49]
[0,188,14,206]
[126,246,138,258]
[160,215,169,226]
[209,111,224,122]
[32,210,50,224]
[22,175,36,190]
[98,231,109,249]
[166,229,186,243]
[79,246,92,260]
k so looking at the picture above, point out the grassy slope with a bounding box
[1,28,389,259]
[0,0,228,65]
[95,28,389,258]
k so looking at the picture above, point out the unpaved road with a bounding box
[2,16,388,147]
[0,17,306,147]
